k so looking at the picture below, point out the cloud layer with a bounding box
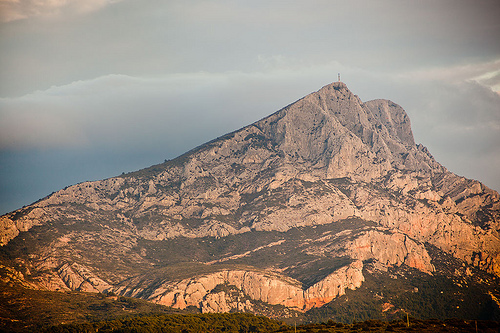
[2,67,499,186]
[0,0,123,22]
[1,0,499,214]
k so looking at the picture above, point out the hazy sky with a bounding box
[1,0,499,214]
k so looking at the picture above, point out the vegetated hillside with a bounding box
[0,277,192,332]
[39,313,500,333]
[0,82,499,322]
[2,283,498,333]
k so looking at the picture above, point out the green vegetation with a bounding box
[37,315,500,333]
[0,281,191,333]
[304,251,500,324]
[41,313,283,333]
[1,277,499,332]
[281,318,500,332]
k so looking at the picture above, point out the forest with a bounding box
[39,313,500,333]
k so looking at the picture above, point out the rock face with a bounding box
[118,260,364,313]
[1,82,499,319]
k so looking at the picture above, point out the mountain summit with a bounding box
[1,82,499,320]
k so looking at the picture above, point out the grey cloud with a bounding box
[0,0,124,22]
[1,0,500,214]
[2,1,499,97]
[394,81,500,191]
[0,72,328,151]
[2,69,499,190]
[476,71,500,93]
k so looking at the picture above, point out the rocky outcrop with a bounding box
[57,262,111,293]
[302,260,364,309]
[343,230,435,274]
[200,288,255,313]
[0,207,49,246]
[129,260,364,312]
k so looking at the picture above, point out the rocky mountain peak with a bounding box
[249,82,439,181]
[1,81,499,321]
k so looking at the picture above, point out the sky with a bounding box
[0,0,499,215]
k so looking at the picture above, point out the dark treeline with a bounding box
[41,313,283,333]
[38,313,500,333]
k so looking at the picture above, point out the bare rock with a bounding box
[146,261,363,312]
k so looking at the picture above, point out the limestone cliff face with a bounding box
[343,230,435,274]
[119,260,363,312]
[1,81,499,316]
[57,262,111,293]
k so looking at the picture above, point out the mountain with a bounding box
[1,81,499,322]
